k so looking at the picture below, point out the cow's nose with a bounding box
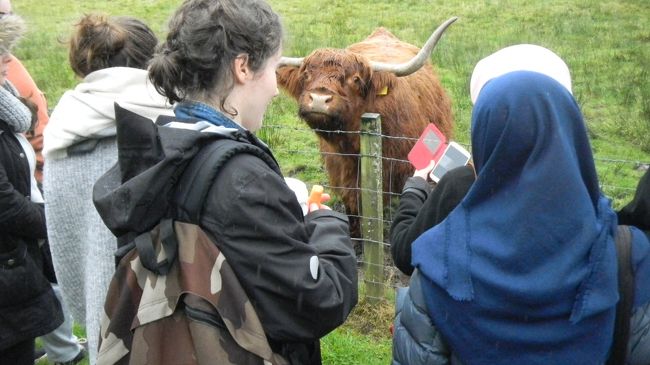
[309,93,332,113]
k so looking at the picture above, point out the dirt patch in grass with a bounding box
[342,296,395,340]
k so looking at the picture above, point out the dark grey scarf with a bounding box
[0,81,32,133]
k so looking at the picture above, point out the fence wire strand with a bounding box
[262,123,650,296]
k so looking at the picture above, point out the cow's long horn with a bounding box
[278,56,304,68]
[370,16,458,77]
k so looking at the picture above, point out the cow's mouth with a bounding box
[300,110,331,120]
[299,109,334,126]
[298,109,346,133]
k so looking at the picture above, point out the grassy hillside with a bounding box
[14,0,650,208]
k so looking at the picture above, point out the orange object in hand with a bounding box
[307,185,324,208]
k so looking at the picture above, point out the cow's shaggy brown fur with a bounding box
[277,28,454,240]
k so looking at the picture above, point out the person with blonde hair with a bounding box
[0,13,63,364]
[0,0,49,183]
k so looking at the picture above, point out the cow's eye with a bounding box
[349,76,363,89]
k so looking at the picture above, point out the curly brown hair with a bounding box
[148,0,283,114]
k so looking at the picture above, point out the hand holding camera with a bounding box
[408,124,471,183]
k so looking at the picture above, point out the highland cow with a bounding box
[277,17,456,240]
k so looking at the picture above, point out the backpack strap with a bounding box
[133,219,178,275]
[607,225,634,365]
[113,112,279,271]
[155,114,281,223]
[173,134,280,224]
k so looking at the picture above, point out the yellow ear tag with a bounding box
[377,86,389,96]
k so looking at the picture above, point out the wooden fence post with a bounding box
[360,112,384,302]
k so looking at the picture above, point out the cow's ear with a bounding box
[276,66,302,100]
[369,71,395,99]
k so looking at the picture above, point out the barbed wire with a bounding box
[263,124,650,166]
[265,123,648,293]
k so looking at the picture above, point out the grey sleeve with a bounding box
[392,270,452,365]
[628,301,650,365]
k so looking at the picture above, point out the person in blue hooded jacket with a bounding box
[393,70,650,364]
[390,44,575,276]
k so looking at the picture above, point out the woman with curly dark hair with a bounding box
[94,1,358,363]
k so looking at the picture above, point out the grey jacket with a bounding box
[392,270,650,365]
[392,270,453,365]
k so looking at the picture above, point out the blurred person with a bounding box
[8,54,49,183]
[0,13,63,365]
[0,0,49,184]
[42,14,173,364]
[93,0,358,363]
[1,2,86,364]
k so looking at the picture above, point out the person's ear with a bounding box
[233,54,251,84]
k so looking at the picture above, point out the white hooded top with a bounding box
[43,67,173,159]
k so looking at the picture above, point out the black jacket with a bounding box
[94,107,358,364]
[390,165,475,275]
[0,120,62,350]
[618,169,650,236]
[0,121,47,250]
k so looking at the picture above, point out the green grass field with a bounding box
[18,1,649,364]
[14,0,650,207]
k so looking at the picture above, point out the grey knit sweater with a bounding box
[43,138,117,363]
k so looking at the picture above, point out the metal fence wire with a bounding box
[262,116,649,303]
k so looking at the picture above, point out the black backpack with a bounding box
[94,104,280,266]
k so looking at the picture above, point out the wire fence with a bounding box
[262,117,650,303]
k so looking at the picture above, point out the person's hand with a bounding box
[308,192,332,213]
[412,160,436,181]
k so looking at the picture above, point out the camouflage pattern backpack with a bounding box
[94,106,287,365]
